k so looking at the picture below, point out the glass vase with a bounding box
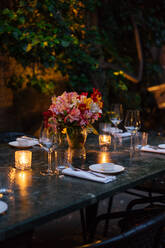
[66,127,87,149]
[57,131,67,148]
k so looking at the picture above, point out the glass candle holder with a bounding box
[99,134,111,151]
[15,150,32,170]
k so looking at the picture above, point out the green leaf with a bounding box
[61,40,70,47]
[19,17,25,24]
[2,8,10,15]
[25,43,32,52]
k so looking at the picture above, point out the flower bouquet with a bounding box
[43,88,103,148]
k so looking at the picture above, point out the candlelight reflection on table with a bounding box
[98,151,112,164]
[99,134,111,151]
[16,170,32,197]
[15,150,32,170]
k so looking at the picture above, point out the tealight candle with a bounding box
[15,150,32,170]
[99,134,111,150]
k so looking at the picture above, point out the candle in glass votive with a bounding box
[99,134,111,150]
[15,150,32,170]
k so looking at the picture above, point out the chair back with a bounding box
[79,210,165,248]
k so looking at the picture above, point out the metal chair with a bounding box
[78,207,165,248]
[125,175,165,211]
[94,175,165,238]
[0,132,25,143]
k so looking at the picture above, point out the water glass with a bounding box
[135,132,148,150]
[54,149,68,174]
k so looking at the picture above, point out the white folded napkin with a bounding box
[16,136,39,146]
[102,127,131,138]
[62,168,116,183]
[140,145,165,154]
[117,132,132,138]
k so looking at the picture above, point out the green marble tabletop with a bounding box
[0,133,165,241]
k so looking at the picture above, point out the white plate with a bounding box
[158,144,165,149]
[8,141,33,149]
[89,163,125,174]
[0,200,8,214]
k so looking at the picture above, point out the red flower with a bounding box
[79,103,88,113]
[80,92,88,97]
[43,110,53,128]
[91,88,102,102]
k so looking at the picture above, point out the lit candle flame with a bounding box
[20,153,28,165]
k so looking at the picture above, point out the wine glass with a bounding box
[0,167,14,200]
[109,104,123,150]
[124,109,141,134]
[109,104,123,131]
[124,109,141,150]
[39,122,57,176]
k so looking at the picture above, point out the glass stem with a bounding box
[114,136,117,151]
[113,125,118,151]
[130,134,133,150]
[130,133,136,151]
[48,152,52,173]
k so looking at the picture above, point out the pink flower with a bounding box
[64,108,80,123]
[80,118,88,126]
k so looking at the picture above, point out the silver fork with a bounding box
[148,145,159,150]
[68,164,107,178]
[139,145,159,150]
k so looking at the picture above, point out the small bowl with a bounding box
[158,144,165,149]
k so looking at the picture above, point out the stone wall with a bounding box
[0,55,15,132]
[0,55,66,136]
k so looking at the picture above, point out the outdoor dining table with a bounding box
[0,133,165,245]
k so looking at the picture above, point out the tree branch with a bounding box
[100,16,143,84]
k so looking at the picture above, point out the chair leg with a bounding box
[103,196,114,237]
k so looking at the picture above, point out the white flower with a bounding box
[90,102,102,113]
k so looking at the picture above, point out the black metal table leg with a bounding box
[80,208,87,242]
[85,202,99,241]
